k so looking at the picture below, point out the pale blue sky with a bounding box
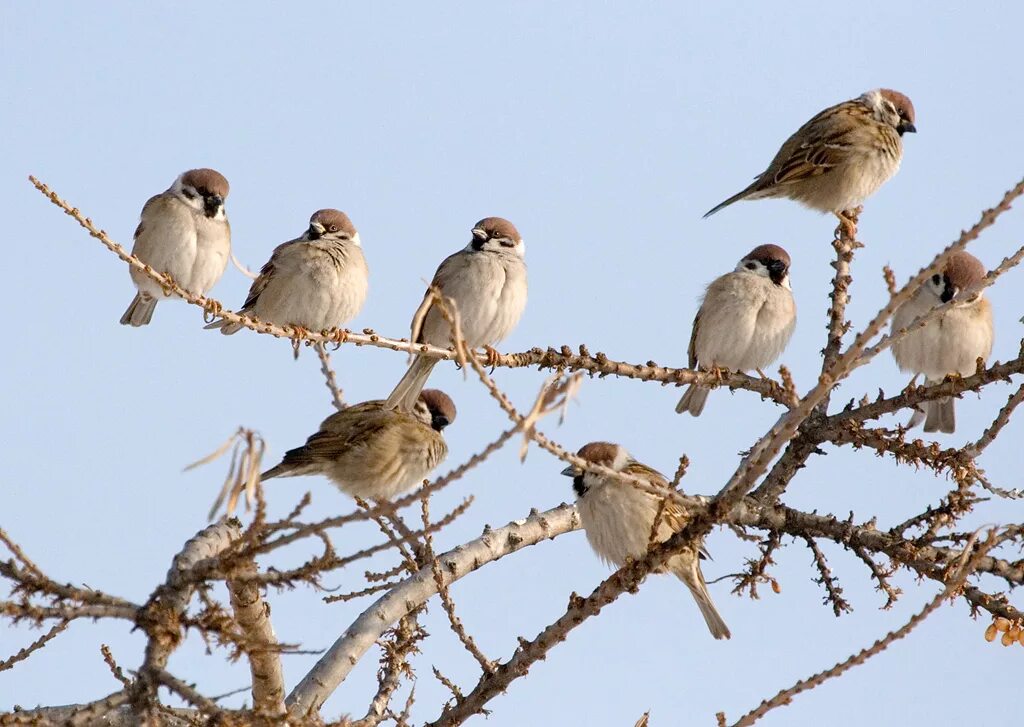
[2,2,1022,724]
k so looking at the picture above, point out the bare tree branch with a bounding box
[286,504,579,715]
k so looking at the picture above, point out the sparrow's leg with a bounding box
[901,374,920,393]
[709,365,727,385]
[755,368,768,379]
[835,209,859,239]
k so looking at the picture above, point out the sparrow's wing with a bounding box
[762,101,870,188]
[318,400,386,432]
[622,462,710,557]
[131,193,198,270]
[408,291,434,346]
[409,251,464,344]
[687,309,701,370]
[621,461,670,488]
[294,408,398,465]
[657,499,711,559]
[133,194,164,243]
[239,240,298,311]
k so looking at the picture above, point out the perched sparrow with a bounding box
[261,389,456,500]
[562,442,730,640]
[891,251,993,433]
[676,244,796,416]
[705,89,916,227]
[385,217,527,412]
[205,209,368,336]
[120,168,231,326]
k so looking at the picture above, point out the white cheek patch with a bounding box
[737,260,770,278]
[862,89,884,110]
[611,447,629,471]
[351,232,363,248]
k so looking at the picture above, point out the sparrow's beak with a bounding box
[900,121,917,135]
[560,465,577,477]
[431,414,450,431]
[470,228,487,251]
[308,221,326,239]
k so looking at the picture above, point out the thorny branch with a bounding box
[5,175,1024,725]
[727,530,996,727]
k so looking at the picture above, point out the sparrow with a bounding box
[891,251,993,433]
[705,89,916,228]
[120,168,231,326]
[261,389,456,501]
[205,209,368,336]
[676,244,796,416]
[561,442,731,640]
[385,217,527,412]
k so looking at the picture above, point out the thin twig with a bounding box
[727,530,993,727]
[422,497,497,673]
[0,620,69,672]
[316,342,346,411]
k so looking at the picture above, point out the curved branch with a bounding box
[286,504,579,715]
[28,175,789,406]
[135,520,242,708]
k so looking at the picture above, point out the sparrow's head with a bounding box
[415,389,457,432]
[307,209,360,245]
[924,251,987,304]
[175,168,230,219]
[560,441,629,498]
[738,244,792,289]
[862,89,916,136]
[467,217,524,258]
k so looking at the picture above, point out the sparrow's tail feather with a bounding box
[120,293,157,327]
[703,185,756,218]
[676,385,709,416]
[260,461,319,481]
[923,397,956,434]
[203,318,244,335]
[673,565,731,640]
[385,357,437,412]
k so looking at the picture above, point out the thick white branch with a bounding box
[286,504,579,715]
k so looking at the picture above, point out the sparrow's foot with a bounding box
[291,326,312,360]
[482,345,501,370]
[709,365,727,385]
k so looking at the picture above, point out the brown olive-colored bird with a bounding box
[261,389,456,500]
[705,89,916,228]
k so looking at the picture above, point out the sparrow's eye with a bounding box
[745,262,757,270]
[931,274,941,285]
[328,225,338,233]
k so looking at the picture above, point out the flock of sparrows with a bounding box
[119,88,998,641]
